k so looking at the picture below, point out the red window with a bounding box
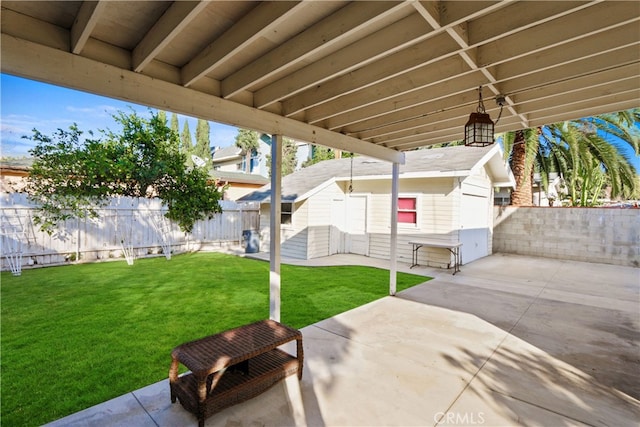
[398,197,417,224]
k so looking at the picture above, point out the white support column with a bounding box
[389,162,399,296]
[270,134,283,321]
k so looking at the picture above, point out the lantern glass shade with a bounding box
[464,112,494,147]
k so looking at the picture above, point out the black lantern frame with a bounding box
[464,86,495,147]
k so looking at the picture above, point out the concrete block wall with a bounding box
[493,207,640,267]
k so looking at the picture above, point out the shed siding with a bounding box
[360,177,459,268]
[305,181,344,258]
[259,182,347,259]
[259,201,309,259]
[282,199,309,259]
[459,167,494,263]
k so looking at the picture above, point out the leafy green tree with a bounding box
[300,146,356,168]
[26,110,223,233]
[170,112,180,151]
[234,128,259,173]
[302,145,334,167]
[157,110,167,126]
[181,120,194,167]
[282,137,299,176]
[266,137,298,177]
[194,119,211,163]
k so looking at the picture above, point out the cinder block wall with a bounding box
[493,207,640,267]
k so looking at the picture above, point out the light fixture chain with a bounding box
[476,86,486,114]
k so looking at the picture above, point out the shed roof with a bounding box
[239,144,513,203]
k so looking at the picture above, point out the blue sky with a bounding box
[1,74,240,157]
[1,73,638,172]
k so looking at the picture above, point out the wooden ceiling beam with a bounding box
[467,1,597,46]
[325,71,485,131]
[477,2,639,67]
[281,31,458,117]
[513,78,640,116]
[361,76,639,145]
[71,1,106,54]
[528,93,640,126]
[133,1,209,73]
[357,104,472,141]
[221,1,408,98]
[498,46,640,96]
[255,12,435,109]
[180,1,302,87]
[492,22,640,83]
[437,1,506,27]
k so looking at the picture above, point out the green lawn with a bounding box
[1,252,429,426]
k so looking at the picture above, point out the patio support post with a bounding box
[269,134,283,322]
[389,162,399,296]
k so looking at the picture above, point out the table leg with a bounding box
[452,247,461,275]
[410,244,421,268]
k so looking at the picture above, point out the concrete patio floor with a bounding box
[46,253,639,427]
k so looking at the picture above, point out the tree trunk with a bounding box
[510,130,534,206]
[244,152,251,173]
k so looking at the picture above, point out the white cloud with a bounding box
[66,104,119,118]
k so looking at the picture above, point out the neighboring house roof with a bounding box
[1,157,33,173]
[238,145,515,203]
[210,170,269,185]
[212,145,242,162]
[1,157,34,193]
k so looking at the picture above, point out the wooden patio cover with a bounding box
[2,1,638,163]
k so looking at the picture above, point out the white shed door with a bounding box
[460,193,489,263]
[346,195,369,256]
[330,198,345,254]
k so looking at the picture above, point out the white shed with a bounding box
[239,145,515,268]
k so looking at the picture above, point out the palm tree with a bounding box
[579,109,639,155]
[503,109,639,206]
[503,128,540,206]
[541,121,637,205]
[234,129,259,173]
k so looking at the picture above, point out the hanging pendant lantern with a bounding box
[464,86,495,147]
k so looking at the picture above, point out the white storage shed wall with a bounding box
[256,164,496,266]
[459,166,495,264]
[363,176,459,269]
[258,180,347,260]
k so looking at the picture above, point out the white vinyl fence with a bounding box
[0,193,259,273]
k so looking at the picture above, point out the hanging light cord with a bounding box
[476,86,486,113]
[494,94,506,125]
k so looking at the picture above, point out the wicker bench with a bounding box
[169,319,303,427]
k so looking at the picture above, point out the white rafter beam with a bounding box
[255,11,434,109]
[70,1,106,54]
[221,1,409,99]
[133,1,209,73]
[181,1,303,87]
